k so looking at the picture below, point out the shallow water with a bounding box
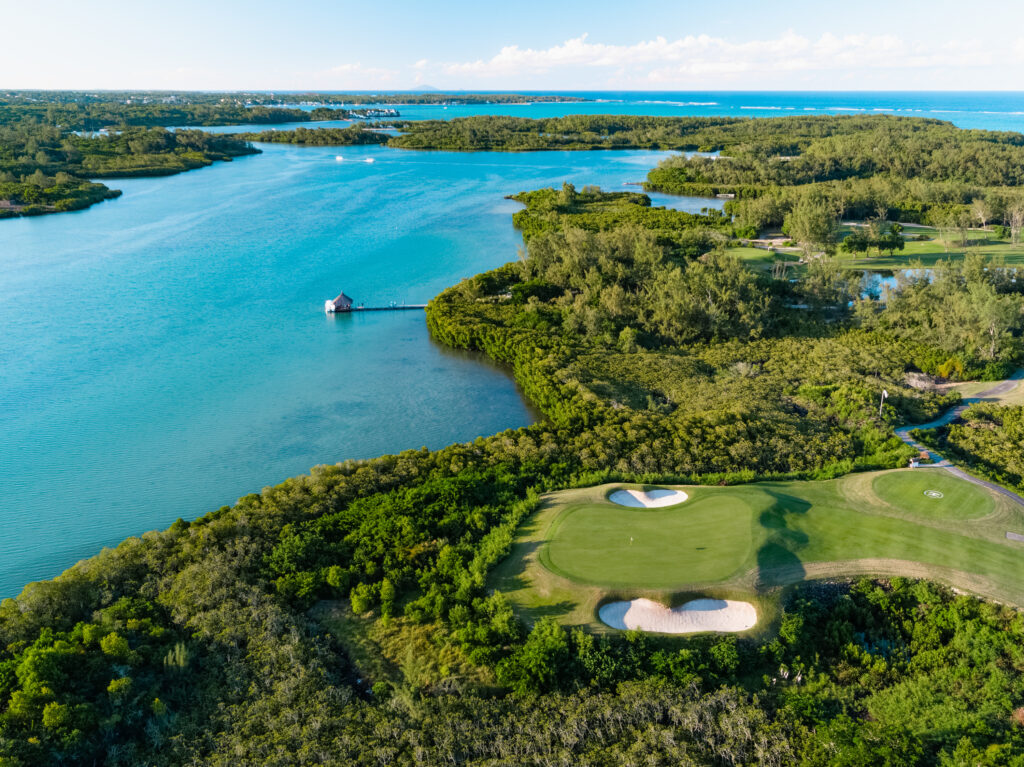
[0,142,706,596]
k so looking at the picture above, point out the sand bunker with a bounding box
[608,488,688,508]
[599,598,757,633]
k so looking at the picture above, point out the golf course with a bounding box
[492,468,1024,634]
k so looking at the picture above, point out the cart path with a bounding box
[894,371,1024,513]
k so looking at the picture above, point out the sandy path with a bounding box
[599,598,757,633]
[608,488,688,508]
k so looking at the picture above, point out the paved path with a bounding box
[894,372,1024,513]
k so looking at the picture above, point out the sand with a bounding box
[599,598,757,633]
[608,488,688,508]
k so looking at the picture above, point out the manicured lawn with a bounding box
[728,224,1024,272]
[835,230,1024,269]
[726,246,800,272]
[542,491,755,587]
[493,471,1024,630]
[872,470,994,520]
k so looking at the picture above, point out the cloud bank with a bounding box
[395,31,997,90]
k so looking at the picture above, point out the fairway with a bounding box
[492,471,1024,631]
[872,470,995,520]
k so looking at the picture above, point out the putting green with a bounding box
[541,491,754,587]
[872,470,994,520]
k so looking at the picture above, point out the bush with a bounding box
[981,360,1013,381]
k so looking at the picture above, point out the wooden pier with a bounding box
[348,304,426,312]
[325,291,426,314]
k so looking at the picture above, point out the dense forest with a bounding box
[233,126,392,146]
[0,102,358,131]
[4,157,1024,762]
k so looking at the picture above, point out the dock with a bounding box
[325,290,426,314]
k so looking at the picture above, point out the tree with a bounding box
[841,230,870,256]
[877,232,905,256]
[496,618,572,694]
[783,193,838,257]
[1008,201,1024,245]
[972,198,991,230]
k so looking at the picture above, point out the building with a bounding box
[325,291,354,313]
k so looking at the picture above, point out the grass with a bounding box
[492,470,1024,632]
[725,246,794,272]
[953,376,1024,407]
[871,471,995,520]
[542,490,755,587]
[728,226,1024,272]
[312,601,494,689]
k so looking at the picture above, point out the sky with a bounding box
[4,0,1024,91]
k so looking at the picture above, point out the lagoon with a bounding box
[0,142,703,596]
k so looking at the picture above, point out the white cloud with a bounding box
[423,31,992,88]
[317,62,399,88]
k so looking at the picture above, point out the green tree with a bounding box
[783,192,838,257]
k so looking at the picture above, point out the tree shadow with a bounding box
[518,600,580,625]
[491,541,541,593]
[755,490,811,587]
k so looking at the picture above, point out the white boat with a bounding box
[335,155,344,161]
[364,157,375,163]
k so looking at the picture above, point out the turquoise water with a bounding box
[251,91,1024,132]
[0,142,700,596]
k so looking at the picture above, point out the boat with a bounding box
[335,155,344,161]
[364,158,375,164]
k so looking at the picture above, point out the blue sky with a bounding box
[5,0,1024,90]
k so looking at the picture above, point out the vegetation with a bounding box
[233,126,391,146]
[5,105,1024,764]
[0,124,257,217]
[0,90,584,128]
[917,403,1024,494]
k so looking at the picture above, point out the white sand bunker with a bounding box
[599,598,757,634]
[608,488,688,508]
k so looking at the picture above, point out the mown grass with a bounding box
[953,375,1024,407]
[493,470,1024,632]
[872,470,995,520]
[727,228,1024,271]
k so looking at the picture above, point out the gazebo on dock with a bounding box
[325,291,354,313]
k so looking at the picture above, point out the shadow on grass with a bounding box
[755,490,810,587]
[490,540,580,625]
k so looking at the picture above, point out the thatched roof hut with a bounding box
[325,291,354,313]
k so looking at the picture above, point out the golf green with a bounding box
[872,470,995,520]
[541,491,755,587]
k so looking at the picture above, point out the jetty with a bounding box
[325,291,426,314]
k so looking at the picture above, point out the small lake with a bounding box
[0,143,707,596]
